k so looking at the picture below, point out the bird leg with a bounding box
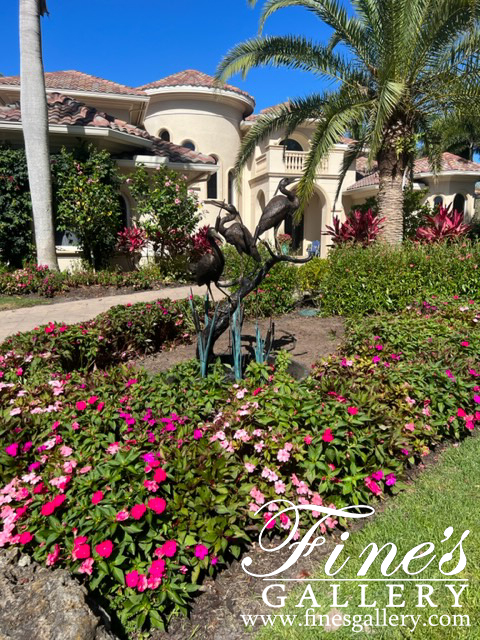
[207,284,215,304]
[215,282,232,302]
[273,223,282,253]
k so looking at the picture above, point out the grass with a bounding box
[255,436,480,639]
[0,295,50,311]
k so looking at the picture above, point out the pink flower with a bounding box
[461,341,470,347]
[73,543,91,560]
[244,463,256,473]
[347,406,358,416]
[404,422,415,432]
[60,445,73,457]
[193,429,203,440]
[371,470,384,481]
[5,443,19,457]
[88,396,98,405]
[116,510,129,521]
[46,544,60,566]
[19,531,33,545]
[131,504,146,520]
[97,402,105,412]
[76,401,87,411]
[365,477,382,496]
[91,491,104,505]
[274,480,286,494]
[277,449,290,462]
[386,473,397,486]
[148,498,166,514]
[95,540,113,558]
[153,468,167,483]
[194,544,209,560]
[157,540,177,558]
[322,429,334,443]
[78,558,94,575]
[107,442,120,454]
[304,435,312,445]
[149,559,166,578]
[126,570,139,588]
[137,574,147,592]
[473,395,480,404]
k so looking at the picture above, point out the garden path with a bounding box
[0,285,218,342]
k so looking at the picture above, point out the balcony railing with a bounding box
[253,146,329,177]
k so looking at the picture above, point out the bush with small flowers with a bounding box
[0,296,478,633]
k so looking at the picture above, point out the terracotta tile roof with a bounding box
[347,152,480,192]
[0,93,215,165]
[138,69,254,101]
[415,151,480,174]
[0,70,146,97]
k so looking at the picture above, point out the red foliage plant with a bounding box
[325,209,385,246]
[416,206,471,243]
[191,225,212,258]
[116,227,147,254]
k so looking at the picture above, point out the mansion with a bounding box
[1,68,479,268]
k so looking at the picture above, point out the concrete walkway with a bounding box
[0,285,218,342]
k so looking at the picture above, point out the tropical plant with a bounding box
[116,227,147,270]
[128,166,200,262]
[416,205,472,243]
[325,208,385,246]
[432,111,480,161]
[217,0,480,244]
[53,146,122,269]
[19,0,58,270]
[0,147,35,267]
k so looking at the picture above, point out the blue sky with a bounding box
[0,0,334,112]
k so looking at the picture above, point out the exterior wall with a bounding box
[421,176,477,220]
[144,92,246,228]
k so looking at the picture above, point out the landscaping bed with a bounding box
[137,313,345,376]
[0,292,478,637]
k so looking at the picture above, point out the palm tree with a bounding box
[217,0,480,244]
[19,0,58,269]
[433,112,480,161]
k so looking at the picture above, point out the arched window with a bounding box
[159,129,170,142]
[118,194,129,228]
[228,170,236,205]
[181,140,196,151]
[207,156,218,199]
[433,196,443,208]
[453,193,465,214]
[284,214,304,253]
[280,138,303,152]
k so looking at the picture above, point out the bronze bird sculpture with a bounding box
[253,177,299,247]
[190,227,227,302]
[206,200,262,263]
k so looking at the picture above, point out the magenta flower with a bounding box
[19,531,33,545]
[347,406,358,416]
[148,498,166,514]
[194,544,209,560]
[304,435,312,445]
[193,429,203,440]
[131,504,146,520]
[154,468,167,483]
[76,401,87,411]
[126,570,139,588]
[116,510,129,522]
[95,540,113,558]
[386,473,397,486]
[91,491,104,505]
[159,540,177,557]
[5,443,19,457]
[150,559,166,578]
[322,428,334,443]
[371,470,384,481]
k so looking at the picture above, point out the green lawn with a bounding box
[255,436,480,639]
[0,295,49,311]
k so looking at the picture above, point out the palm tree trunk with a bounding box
[19,0,59,270]
[376,144,405,244]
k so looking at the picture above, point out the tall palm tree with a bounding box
[217,0,480,244]
[433,112,480,161]
[19,0,58,269]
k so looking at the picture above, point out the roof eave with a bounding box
[144,85,255,114]
[0,84,148,101]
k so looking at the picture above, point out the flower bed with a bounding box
[0,264,168,298]
[0,297,478,634]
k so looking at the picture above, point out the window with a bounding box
[453,193,465,214]
[228,170,235,205]
[207,156,218,199]
[181,140,196,151]
[280,138,303,152]
[159,129,170,142]
[118,194,129,228]
[284,215,304,253]
[433,196,443,208]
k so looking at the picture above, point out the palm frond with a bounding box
[216,35,366,89]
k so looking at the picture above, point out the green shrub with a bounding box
[53,146,123,270]
[0,147,35,267]
[297,257,330,301]
[317,241,480,316]
[222,244,299,316]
